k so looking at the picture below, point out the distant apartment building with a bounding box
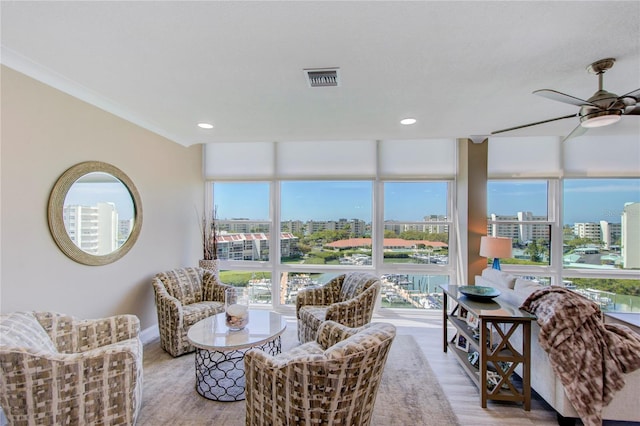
[621,202,640,268]
[305,219,366,237]
[574,222,602,241]
[573,221,621,249]
[423,214,449,234]
[384,221,404,235]
[63,202,119,254]
[599,221,621,250]
[384,215,449,235]
[487,212,549,243]
[221,218,365,237]
[281,220,305,234]
[119,219,133,243]
[219,219,269,234]
[216,232,299,261]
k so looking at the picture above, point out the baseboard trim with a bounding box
[140,324,159,345]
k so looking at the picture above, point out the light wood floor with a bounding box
[272,306,638,426]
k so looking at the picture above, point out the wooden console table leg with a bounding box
[523,321,531,411]
[480,318,488,408]
[442,291,448,353]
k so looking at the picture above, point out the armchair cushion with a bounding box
[0,312,57,353]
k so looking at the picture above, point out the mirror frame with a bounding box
[48,161,143,266]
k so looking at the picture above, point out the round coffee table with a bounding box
[187,310,287,401]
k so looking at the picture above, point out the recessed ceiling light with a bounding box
[400,118,417,125]
[197,122,214,129]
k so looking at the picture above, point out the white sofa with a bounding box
[475,268,640,424]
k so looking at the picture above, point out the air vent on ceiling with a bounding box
[304,68,340,88]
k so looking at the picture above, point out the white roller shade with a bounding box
[563,135,640,177]
[488,136,562,178]
[276,140,377,178]
[379,139,456,178]
[204,142,274,179]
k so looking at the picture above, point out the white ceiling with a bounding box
[1,1,639,147]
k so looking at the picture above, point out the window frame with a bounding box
[209,177,457,308]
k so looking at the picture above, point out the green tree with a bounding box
[525,240,542,263]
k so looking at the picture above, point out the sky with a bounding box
[65,181,135,220]
[64,178,639,226]
[213,179,640,225]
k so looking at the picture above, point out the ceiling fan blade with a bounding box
[491,114,577,135]
[534,89,597,107]
[562,123,588,142]
[619,88,640,102]
[625,105,640,115]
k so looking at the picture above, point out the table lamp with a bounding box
[479,236,512,270]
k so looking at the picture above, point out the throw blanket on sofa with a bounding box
[521,287,640,426]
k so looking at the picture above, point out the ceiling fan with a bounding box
[492,58,640,141]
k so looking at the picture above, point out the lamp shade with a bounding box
[479,236,512,259]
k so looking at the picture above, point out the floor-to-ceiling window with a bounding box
[487,136,640,312]
[212,182,273,304]
[205,139,458,310]
[561,178,640,312]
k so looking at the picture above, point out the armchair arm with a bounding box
[325,283,380,327]
[315,320,362,349]
[71,314,140,352]
[245,348,326,424]
[202,271,233,302]
[152,280,183,323]
[295,275,344,315]
[33,311,75,352]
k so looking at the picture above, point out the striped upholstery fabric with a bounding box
[245,321,396,426]
[0,311,142,426]
[151,267,231,357]
[296,272,381,343]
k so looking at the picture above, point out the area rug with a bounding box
[137,329,460,425]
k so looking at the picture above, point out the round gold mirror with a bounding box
[48,161,143,266]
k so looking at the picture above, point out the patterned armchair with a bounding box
[296,272,381,343]
[152,267,231,357]
[245,320,396,426]
[0,311,142,426]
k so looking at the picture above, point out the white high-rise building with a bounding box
[621,202,640,269]
[488,212,548,244]
[574,222,601,241]
[63,202,119,255]
[599,221,621,250]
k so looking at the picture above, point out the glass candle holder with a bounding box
[225,287,249,330]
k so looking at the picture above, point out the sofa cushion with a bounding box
[159,267,203,305]
[514,278,543,299]
[339,272,377,301]
[475,275,494,288]
[481,268,517,289]
[0,312,57,353]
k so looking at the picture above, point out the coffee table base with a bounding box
[194,335,282,401]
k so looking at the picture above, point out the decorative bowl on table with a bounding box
[458,285,501,300]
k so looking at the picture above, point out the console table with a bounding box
[440,284,535,410]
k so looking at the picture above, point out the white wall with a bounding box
[1,66,203,330]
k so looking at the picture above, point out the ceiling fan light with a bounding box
[580,110,622,128]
